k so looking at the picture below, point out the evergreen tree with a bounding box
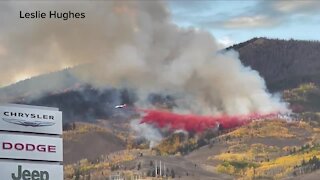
[171,169,175,178]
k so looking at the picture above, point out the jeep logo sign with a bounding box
[0,104,62,135]
[0,161,63,180]
[0,133,63,162]
[12,165,49,180]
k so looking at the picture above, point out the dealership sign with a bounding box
[0,133,63,162]
[0,161,63,180]
[0,104,63,179]
[0,105,62,135]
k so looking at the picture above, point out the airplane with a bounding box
[115,104,127,109]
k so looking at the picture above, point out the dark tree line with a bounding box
[293,156,320,176]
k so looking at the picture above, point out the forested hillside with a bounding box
[229,38,320,91]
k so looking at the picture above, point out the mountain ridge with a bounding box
[229,37,320,91]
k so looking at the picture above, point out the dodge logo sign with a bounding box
[2,142,56,153]
[0,134,63,162]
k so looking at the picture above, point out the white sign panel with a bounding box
[0,161,63,180]
[0,133,63,162]
[0,105,62,135]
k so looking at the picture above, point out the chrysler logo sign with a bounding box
[0,105,62,135]
[2,111,56,127]
[3,111,55,120]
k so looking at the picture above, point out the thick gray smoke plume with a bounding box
[0,1,288,115]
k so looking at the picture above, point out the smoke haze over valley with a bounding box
[1,1,320,179]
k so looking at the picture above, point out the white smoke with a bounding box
[130,119,163,148]
[0,1,288,114]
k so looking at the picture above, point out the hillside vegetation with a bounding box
[63,123,127,163]
[208,120,320,179]
[229,38,320,91]
[284,83,320,126]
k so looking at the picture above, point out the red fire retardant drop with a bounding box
[140,109,277,133]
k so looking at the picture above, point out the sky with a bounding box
[168,0,320,47]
